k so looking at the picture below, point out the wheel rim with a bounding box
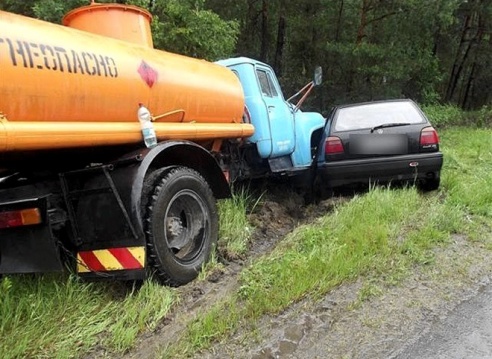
[163,189,210,262]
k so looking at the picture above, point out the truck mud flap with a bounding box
[76,246,146,281]
[0,197,64,273]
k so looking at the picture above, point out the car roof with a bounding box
[333,99,418,111]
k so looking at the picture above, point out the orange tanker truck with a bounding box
[0,2,325,285]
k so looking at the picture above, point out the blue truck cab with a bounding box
[216,57,325,174]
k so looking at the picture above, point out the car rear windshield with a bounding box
[333,101,426,132]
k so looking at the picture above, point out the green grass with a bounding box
[440,127,492,217]
[217,187,258,260]
[0,275,175,359]
[196,187,258,281]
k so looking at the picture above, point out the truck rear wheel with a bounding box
[145,167,218,286]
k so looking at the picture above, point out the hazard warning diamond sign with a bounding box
[138,60,158,88]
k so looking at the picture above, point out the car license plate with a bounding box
[349,134,408,155]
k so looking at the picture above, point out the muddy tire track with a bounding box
[118,183,342,359]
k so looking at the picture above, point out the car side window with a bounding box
[256,69,278,98]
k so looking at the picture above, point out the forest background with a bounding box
[2,0,490,113]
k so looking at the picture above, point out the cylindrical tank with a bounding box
[62,2,154,47]
[0,4,252,153]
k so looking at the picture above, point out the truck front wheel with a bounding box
[145,167,218,286]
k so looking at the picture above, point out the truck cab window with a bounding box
[256,69,278,97]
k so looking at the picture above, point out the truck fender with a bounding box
[292,112,326,167]
[74,140,230,246]
[129,140,231,229]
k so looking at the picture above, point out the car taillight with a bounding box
[325,136,344,155]
[0,208,42,229]
[420,127,439,148]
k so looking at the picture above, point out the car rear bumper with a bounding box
[318,152,443,188]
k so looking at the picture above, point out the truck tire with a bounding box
[145,166,218,286]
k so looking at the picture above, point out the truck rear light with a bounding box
[0,208,42,229]
[325,136,344,155]
[420,127,439,147]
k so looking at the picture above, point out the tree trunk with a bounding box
[356,0,371,45]
[273,7,286,77]
[445,12,472,102]
[462,62,477,110]
[460,10,485,109]
[444,1,486,104]
[259,0,268,62]
[335,0,344,42]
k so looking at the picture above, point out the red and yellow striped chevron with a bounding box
[77,246,145,273]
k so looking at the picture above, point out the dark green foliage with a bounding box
[1,0,491,114]
[150,0,239,60]
[205,0,491,113]
[1,0,238,60]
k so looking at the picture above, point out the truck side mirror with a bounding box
[313,66,322,86]
[287,66,323,110]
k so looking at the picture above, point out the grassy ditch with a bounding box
[165,190,464,357]
[160,126,492,357]
[0,276,175,359]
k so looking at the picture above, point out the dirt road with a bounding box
[396,282,492,358]
[195,235,492,359]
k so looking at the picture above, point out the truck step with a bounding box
[268,156,293,172]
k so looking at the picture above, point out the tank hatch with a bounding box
[62,1,153,47]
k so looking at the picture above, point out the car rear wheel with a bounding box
[145,167,218,286]
[418,176,440,192]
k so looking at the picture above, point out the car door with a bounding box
[255,66,295,158]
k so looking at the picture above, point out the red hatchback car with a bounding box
[317,99,443,192]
